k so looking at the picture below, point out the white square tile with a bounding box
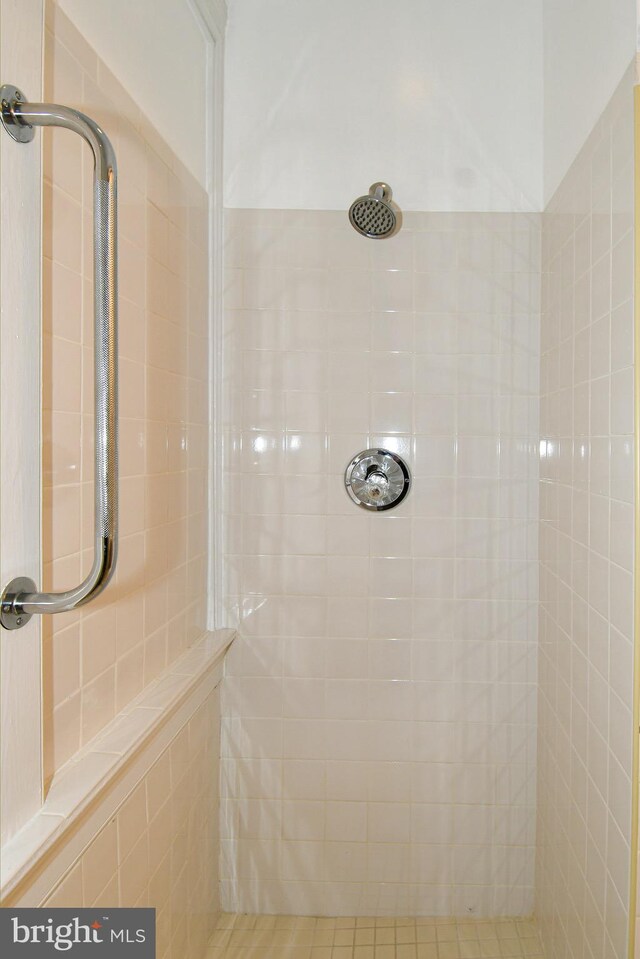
[225,198,542,916]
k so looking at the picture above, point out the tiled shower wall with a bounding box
[222,210,541,915]
[536,66,636,959]
[42,689,221,959]
[42,3,210,776]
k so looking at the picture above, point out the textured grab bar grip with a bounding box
[94,177,118,542]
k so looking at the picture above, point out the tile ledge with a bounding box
[0,628,236,901]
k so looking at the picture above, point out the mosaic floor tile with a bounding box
[206,915,545,959]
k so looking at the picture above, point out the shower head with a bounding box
[348,182,400,239]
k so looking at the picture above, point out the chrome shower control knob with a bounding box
[366,469,388,499]
[344,449,410,511]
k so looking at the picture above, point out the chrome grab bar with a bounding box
[0,84,118,630]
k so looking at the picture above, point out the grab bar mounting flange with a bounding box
[0,84,35,143]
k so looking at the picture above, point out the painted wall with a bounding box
[543,0,637,203]
[57,0,210,185]
[224,0,543,212]
[536,65,636,959]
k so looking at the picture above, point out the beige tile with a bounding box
[207,919,544,959]
[437,943,460,959]
[476,926,497,942]
[50,692,82,771]
[334,931,355,947]
[355,930,375,946]
[375,928,395,945]
[43,6,212,777]
[116,782,147,857]
[43,861,83,907]
[92,872,120,907]
[416,926,437,943]
[81,819,118,903]
[48,622,81,707]
[396,926,418,943]
[372,947,394,959]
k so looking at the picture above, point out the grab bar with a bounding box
[0,84,118,630]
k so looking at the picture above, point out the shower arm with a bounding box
[0,85,118,630]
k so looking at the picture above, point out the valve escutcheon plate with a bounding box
[344,449,410,511]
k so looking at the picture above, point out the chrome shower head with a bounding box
[348,182,400,238]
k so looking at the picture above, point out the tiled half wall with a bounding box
[41,689,221,959]
[222,209,541,916]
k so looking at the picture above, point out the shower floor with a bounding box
[206,914,545,958]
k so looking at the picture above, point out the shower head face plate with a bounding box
[348,195,397,238]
